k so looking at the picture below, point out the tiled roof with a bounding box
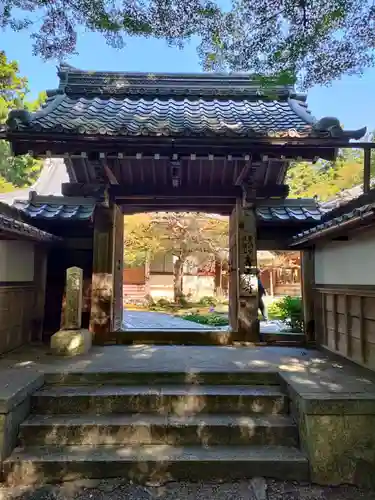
[13,197,95,221]
[256,199,326,222]
[5,64,364,141]
[0,204,60,243]
[291,202,375,246]
[15,94,316,138]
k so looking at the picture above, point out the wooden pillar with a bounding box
[111,204,124,332]
[269,269,274,297]
[89,203,115,343]
[301,248,315,342]
[364,147,371,194]
[238,205,259,342]
[229,201,240,333]
[32,244,48,342]
[144,252,151,297]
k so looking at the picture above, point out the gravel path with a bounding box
[122,310,287,333]
[1,479,374,500]
[123,310,216,330]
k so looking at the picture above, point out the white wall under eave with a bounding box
[0,240,35,282]
[314,226,375,286]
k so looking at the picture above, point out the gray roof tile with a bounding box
[292,202,375,245]
[13,199,95,221]
[6,67,367,141]
[256,201,325,222]
[13,95,314,138]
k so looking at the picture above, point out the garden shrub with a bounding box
[273,296,303,332]
[156,298,172,309]
[181,312,229,327]
[198,296,218,307]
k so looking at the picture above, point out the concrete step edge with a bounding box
[44,371,281,386]
[21,413,296,428]
[33,385,286,398]
[6,444,308,463]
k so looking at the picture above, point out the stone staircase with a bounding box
[3,371,309,485]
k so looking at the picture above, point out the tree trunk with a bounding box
[173,258,185,303]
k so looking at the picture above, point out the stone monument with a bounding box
[50,267,92,356]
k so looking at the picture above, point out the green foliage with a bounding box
[269,296,303,332]
[287,149,366,201]
[0,51,45,189]
[198,296,218,307]
[199,0,375,88]
[181,312,229,327]
[0,50,28,121]
[3,2,375,86]
[156,298,172,309]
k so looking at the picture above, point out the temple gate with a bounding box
[3,64,365,344]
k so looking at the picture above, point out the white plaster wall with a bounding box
[314,227,375,285]
[184,275,215,300]
[0,241,35,282]
[149,274,174,299]
[149,274,215,300]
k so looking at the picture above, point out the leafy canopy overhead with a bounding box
[2,0,375,87]
[0,51,45,191]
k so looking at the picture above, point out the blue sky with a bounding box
[2,28,375,132]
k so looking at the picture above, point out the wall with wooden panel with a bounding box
[315,287,375,369]
[315,227,375,285]
[313,227,375,368]
[0,240,37,354]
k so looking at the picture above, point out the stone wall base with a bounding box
[50,328,92,356]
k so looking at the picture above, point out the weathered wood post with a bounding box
[238,206,259,342]
[228,200,259,342]
[301,248,315,343]
[90,203,124,343]
[50,266,91,356]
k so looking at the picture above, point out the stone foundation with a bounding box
[50,329,92,356]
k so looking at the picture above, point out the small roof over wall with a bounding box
[291,189,375,247]
[0,201,60,243]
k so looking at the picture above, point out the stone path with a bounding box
[0,479,373,499]
[123,310,287,333]
[123,310,216,330]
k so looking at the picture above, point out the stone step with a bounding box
[45,370,280,386]
[31,385,288,416]
[116,330,234,346]
[20,413,298,447]
[4,444,309,486]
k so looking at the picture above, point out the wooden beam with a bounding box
[243,184,289,200]
[364,147,371,194]
[62,182,106,198]
[103,164,120,185]
[11,134,361,161]
[111,185,242,198]
[301,249,315,342]
[234,158,252,186]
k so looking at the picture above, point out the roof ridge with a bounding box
[56,64,299,101]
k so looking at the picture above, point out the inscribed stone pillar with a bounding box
[238,206,259,342]
[64,266,83,329]
[50,265,91,356]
